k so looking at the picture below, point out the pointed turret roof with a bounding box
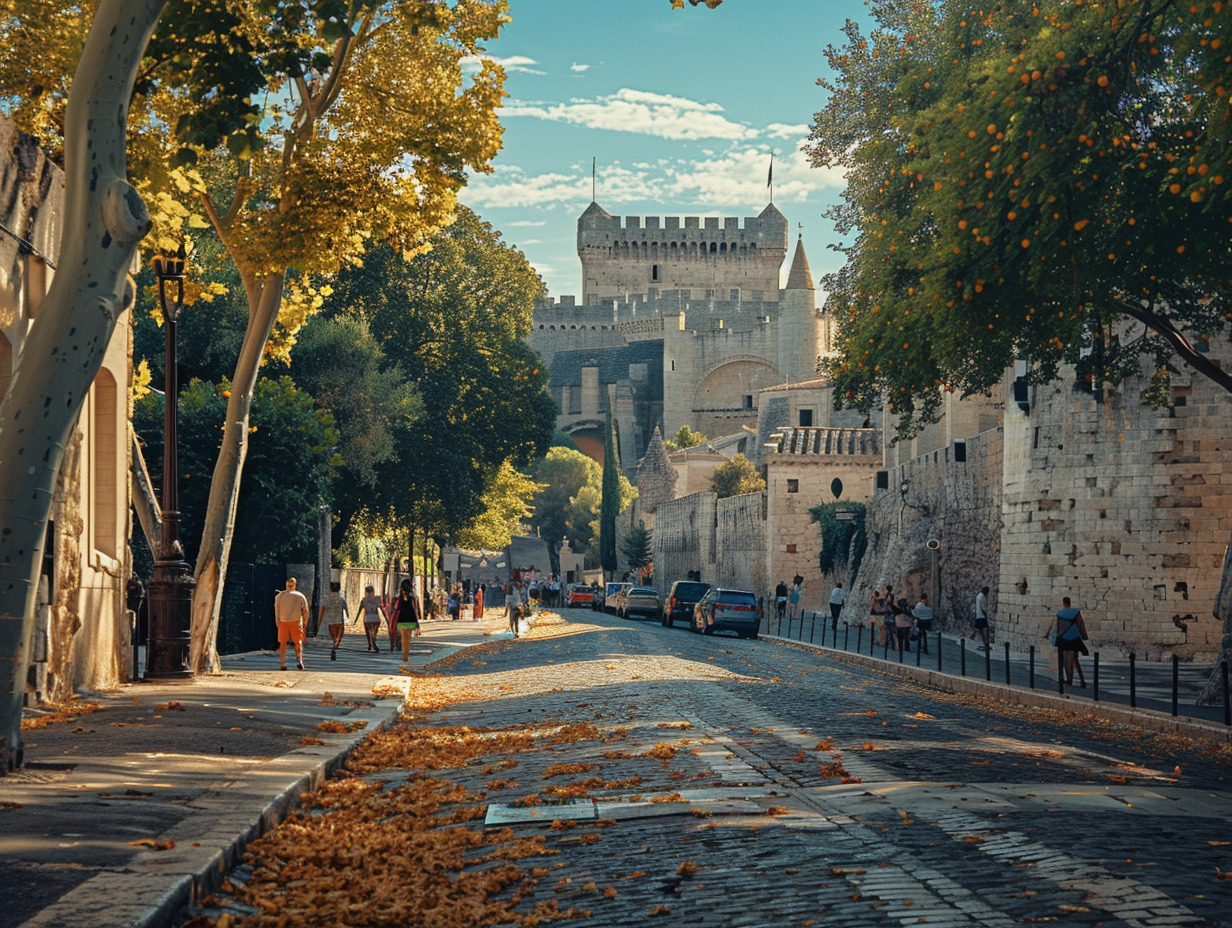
[758,202,787,225]
[636,427,678,514]
[786,236,814,291]
[579,200,612,221]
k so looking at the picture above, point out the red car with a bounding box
[566,584,596,608]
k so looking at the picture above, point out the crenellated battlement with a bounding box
[577,201,789,306]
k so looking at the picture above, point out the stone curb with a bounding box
[764,635,1232,746]
[16,698,405,928]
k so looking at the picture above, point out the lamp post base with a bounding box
[145,559,195,681]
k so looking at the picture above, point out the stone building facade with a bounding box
[531,200,829,475]
[1,117,134,702]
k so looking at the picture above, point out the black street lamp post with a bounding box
[145,244,195,680]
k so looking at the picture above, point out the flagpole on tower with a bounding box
[592,156,597,202]
[767,153,775,205]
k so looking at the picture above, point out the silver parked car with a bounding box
[618,587,664,621]
[693,588,761,639]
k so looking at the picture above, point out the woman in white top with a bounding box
[359,585,386,652]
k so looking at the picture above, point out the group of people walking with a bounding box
[861,585,935,654]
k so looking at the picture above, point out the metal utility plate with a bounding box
[484,798,596,826]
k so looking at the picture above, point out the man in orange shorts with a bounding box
[275,576,310,670]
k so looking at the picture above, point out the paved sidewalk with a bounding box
[763,612,1232,737]
[0,615,508,928]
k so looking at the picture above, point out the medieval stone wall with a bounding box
[849,429,1004,634]
[651,492,717,594]
[998,352,1232,661]
[716,493,766,599]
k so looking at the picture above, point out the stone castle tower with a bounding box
[531,200,828,475]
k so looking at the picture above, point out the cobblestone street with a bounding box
[187,610,1232,928]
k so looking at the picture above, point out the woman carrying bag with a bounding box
[1053,597,1089,688]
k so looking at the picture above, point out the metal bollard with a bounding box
[846,624,852,651]
[777,610,783,637]
[809,612,816,644]
[1171,654,1179,717]
[1029,645,1035,689]
[960,639,966,677]
[1129,653,1137,708]
[855,625,862,654]
[1004,642,1011,685]
[1057,644,1064,694]
[1223,661,1230,727]
[915,636,922,667]
[1093,652,1100,701]
[985,640,992,681]
[937,631,942,672]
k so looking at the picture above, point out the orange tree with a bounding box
[809,0,1232,682]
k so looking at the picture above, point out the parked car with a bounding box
[604,582,632,615]
[693,588,761,638]
[661,580,711,628]
[566,584,596,608]
[618,587,663,621]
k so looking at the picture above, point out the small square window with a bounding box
[787,479,799,494]
[651,264,660,282]
[798,409,813,427]
[743,395,754,410]
[786,544,798,553]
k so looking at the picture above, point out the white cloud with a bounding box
[505,220,547,227]
[463,146,844,213]
[503,88,756,141]
[461,54,545,75]
[570,62,591,72]
[766,122,810,140]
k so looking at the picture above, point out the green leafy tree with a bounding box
[620,521,654,579]
[663,424,708,453]
[455,462,544,552]
[809,503,868,588]
[600,412,621,578]
[323,211,554,548]
[711,454,765,499]
[135,376,340,565]
[810,0,1232,431]
[3,0,512,673]
[809,0,1232,686]
[286,314,420,536]
[529,447,601,553]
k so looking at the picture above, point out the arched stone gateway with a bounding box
[691,357,781,436]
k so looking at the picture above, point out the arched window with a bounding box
[709,242,717,254]
[92,368,119,559]
[720,242,727,255]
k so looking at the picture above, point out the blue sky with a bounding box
[458,0,870,301]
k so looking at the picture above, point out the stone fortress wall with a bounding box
[577,205,788,306]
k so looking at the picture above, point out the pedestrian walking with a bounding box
[274,576,310,671]
[507,581,524,637]
[882,584,898,649]
[828,583,845,629]
[474,584,485,621]
[869,587,886,647]
[1054,597,1089,688]
[775,580,788,622]
[788,582,801,620]
[318,580,348,658]
[392,579,422,661]
[359,585,385,652]
[974,585,992,650]
[912,594,934,654]
[893,597,913,652]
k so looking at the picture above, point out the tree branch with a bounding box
[1117,300,1232,395]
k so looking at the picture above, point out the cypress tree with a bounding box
[599,411,621,578]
